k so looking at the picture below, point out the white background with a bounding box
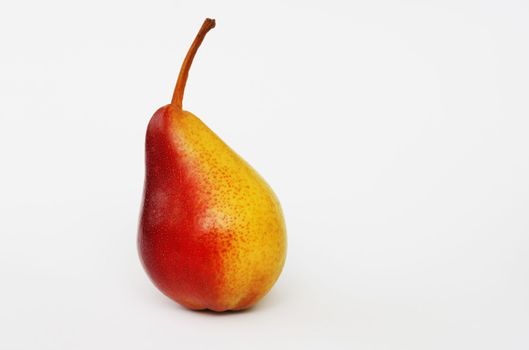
[1,0,529,349]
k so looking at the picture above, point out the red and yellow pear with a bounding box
[138,18,287,312]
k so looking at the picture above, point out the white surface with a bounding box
[1,0,529,348]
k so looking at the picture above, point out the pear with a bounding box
[138,18,287,312]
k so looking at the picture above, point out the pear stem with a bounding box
[171,18,216,110]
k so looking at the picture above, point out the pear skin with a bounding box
[138,19,287,311]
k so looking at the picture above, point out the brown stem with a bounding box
[171,18,216,110]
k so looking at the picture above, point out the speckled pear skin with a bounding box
[138,105,287,311]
